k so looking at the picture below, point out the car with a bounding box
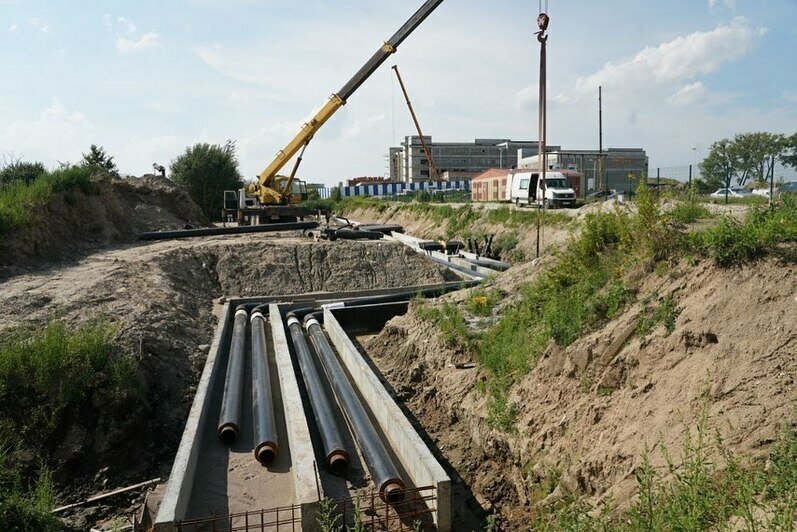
[752,188,772,197]
[586,189,618,201]
[709,187,753,199]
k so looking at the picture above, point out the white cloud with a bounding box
[9,23,18,33]
[343,113,386,139]
[548,17,766,106]
[667,81,709,106]
[116,32,161,53]
[27,17,49,33]
[117,16,137,35]
[0,99,93,165]
[708,0,736,12]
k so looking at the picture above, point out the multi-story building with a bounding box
[518,148,649,194]
[389,136,560,183]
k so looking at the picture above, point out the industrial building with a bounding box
[389,136,561,183]
[519,148,649,194]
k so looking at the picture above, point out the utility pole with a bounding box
[392,65,439,182]
[535,4,549,259]
[598,85,604,192]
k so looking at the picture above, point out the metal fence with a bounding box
[173,486,438,532]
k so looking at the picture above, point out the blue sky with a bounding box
[1,0,796,184]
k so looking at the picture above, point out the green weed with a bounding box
[0,165,96,234]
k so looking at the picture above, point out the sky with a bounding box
[1,0,796,185]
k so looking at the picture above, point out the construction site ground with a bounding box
[2,177,794,531]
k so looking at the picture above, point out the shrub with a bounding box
[0,165,96,234]
[0,447,63,531]
[0,160,46,186]
[170,141,243,222]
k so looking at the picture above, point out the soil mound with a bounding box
[364,258,797,528]
[0,173,204,277]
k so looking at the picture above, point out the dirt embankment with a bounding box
[342,204,572,261]
[0,236,455,517]
[0,174,204,277]
[364,258,797,528]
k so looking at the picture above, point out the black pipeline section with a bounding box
[217,308,248,445]
[286,313,350,475]
[304,314,406,503]
[321,282,480,310]
[140,221,318,241]
[250,309,279,465]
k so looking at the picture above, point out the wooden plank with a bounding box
[52,478,161,513]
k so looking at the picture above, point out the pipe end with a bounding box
[255,441,279,465]
[327,450,350,477]
[217,423,240,446]
[380,479,406,504]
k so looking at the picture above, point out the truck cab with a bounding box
[507,170,577,208]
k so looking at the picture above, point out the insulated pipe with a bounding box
[286,315,350,475]
[217,307,248,445]
[303,314,406,503]
[250,309,279,465]
[139,221,318,241]
[320,281,480,311]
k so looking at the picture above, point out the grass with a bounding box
[0,320,143,530]
[486,206,571,227]
[531,416,797,531]
[692,194,797,266]
[0,445,64,531]
[414,299,475,353]
[636,293,680,337]
[0,165,97,235]
[0,321,141,450]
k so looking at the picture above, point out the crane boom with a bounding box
[252,0,444,204]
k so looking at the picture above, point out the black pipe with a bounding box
[286,315,350,475]
[217,307,248,445]
[320,228,384,241]
[140,221,319,241]
[303,313,406,503]
[250,309,279,465]
[357,224,404,235]
[321,282,479,311]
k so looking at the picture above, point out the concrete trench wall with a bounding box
[324,308,452,531]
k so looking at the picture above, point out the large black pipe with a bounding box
[218,307,248,445]
[140,221,318,241]
[250,309,279,465]
[303,314,406,503]
[286,315,350,475]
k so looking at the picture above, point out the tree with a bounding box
[699,138,735,190]
[170,141,243,222]
[0,155,46,185]
[781,133,797,171]
[81,144,119,176]
[699,132,788,189]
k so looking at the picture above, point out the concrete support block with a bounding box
[269,304,322,526]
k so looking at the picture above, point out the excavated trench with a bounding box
[0,235,459,527]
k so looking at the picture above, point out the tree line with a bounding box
[699,132,797,189]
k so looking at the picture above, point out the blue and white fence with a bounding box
[341,180,471,198]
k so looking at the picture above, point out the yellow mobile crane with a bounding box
[227,0,444,224]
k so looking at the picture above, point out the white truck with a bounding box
[507,170,577,208]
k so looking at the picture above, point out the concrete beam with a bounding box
[323,309,451,531]
[154,302,232,531]
[269,304,322,529]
